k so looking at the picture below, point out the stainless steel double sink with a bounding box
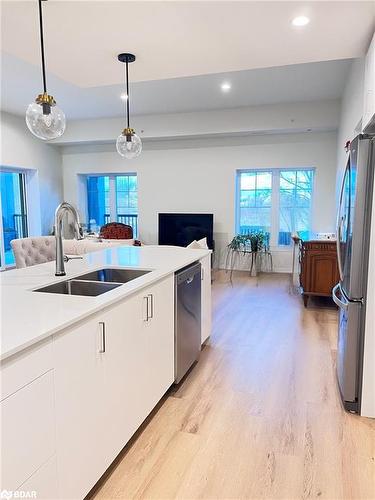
[34,268,151,297]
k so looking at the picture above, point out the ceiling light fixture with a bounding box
[221,82,231,92]
[292,16,310,27]
[116,53,142,159]
[26,0,66,140]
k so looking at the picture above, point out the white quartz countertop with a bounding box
[0,245,210,361]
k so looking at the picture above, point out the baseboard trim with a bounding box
[215,267,291,274]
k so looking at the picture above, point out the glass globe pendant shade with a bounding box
[116,129,142,159]
[26,100,66,141]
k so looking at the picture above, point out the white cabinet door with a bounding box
[1,370,55,491]
[201,254,212,344]
[18,455,58,500]
[363,32,375,130]
[100,292,149,459]
[53,317,108,500]
[141,275,175,414]
[53,275,175,500]
[90,276,174,468]
[101,275,174,458]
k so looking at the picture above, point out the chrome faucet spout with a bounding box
[55,202,83,276]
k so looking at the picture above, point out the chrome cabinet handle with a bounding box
[98,322,106,353]
[143,296,149,321]
[201,268,204,281]
[148,294,153,319]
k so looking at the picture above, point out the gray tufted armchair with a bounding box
[10,236,56,269]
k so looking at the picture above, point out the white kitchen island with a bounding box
[0,245,211,499]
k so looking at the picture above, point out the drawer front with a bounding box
[17,455,58,500]
[302,241,337,252]
[1,370,55,490]
[1,338,53,401]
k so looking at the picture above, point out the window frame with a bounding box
[236,167,315,249]
[85,172,138,234]
[0,167,29,270]
[235,168,273,239]
[115,174,138,218]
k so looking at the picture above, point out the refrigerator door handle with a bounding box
[336,165,347,282]
[332,284,349,311]
[336,220,344,281]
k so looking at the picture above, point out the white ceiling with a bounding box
[1,55,353,119]
[1,1,374,87]
[1,1,374,120]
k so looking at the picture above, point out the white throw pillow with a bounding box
[186,238,208,249]
[186,240,201,249]
[197,237,208,249]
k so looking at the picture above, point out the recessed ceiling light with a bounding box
[221,82,231,92]
[120,92,128,100]
[292,16,310,27]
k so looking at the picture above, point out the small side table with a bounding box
[226,248,273,281]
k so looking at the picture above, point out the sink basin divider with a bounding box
[68,279,125,285]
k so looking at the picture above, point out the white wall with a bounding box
[53,99,340,145]
[336,58,365,195]
[0,112,63,235]
[62,131,338,271]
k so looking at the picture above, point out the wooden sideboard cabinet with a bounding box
[299,240,340,306]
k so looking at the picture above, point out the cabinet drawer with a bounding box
[1,338,53,401]
[17,455,58,500]
[0,370,55,490]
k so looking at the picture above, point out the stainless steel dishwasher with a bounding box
[175,262,202,383]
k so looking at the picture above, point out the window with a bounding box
[116,175,138,217]
[86,174,138,236]
[238,171,272,236]
[87,175,110,229]
[237,168,314,247]
[0,170,28,268]
[279,170,313,245]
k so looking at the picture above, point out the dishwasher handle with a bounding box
[175,262,202,285]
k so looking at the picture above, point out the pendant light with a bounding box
[26,0,66,140]
[116,53,142,159]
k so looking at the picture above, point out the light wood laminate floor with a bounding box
[90,272,375,500]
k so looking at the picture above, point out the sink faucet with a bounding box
[55,202,84,276]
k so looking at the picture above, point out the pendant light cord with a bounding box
[125,59,130,129]
[38,0,47,93]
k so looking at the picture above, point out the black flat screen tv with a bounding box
[158,213,214,249]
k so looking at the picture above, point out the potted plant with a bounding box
[227,234,249,252]
[227,230,267,276]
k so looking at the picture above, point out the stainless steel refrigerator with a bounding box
[333,133,375,413]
